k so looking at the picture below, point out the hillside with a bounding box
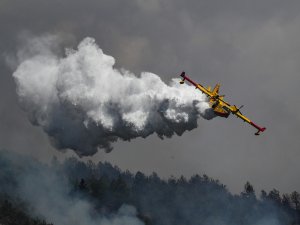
[0,150,298,225]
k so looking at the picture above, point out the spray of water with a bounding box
[12,36,215,156]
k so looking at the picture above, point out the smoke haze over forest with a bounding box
[0,150,298,225]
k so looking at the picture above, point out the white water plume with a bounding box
[12,36,214,156]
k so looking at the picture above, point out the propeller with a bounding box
[233,105,244,114]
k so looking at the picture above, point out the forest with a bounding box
[0,149,298,225]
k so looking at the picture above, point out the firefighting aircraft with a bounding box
[179,72,266,135]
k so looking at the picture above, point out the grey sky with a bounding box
[1,0,300,194]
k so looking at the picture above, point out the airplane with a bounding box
[179,71,266,135]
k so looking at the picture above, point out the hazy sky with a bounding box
[1,0,300,194]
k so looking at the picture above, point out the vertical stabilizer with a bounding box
[212,84,220,95]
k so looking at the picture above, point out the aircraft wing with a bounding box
[180,72,214,97]
[220,101,266,135]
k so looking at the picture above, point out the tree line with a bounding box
[0,150,299,225]
[61,157,299,225]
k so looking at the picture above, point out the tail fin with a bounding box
[212,84,220,95]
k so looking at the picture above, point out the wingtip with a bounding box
[255,127,266,136]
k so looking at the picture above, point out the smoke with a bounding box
[0,150,291,225]
[12,35,214,156]
[0,150,144,225]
